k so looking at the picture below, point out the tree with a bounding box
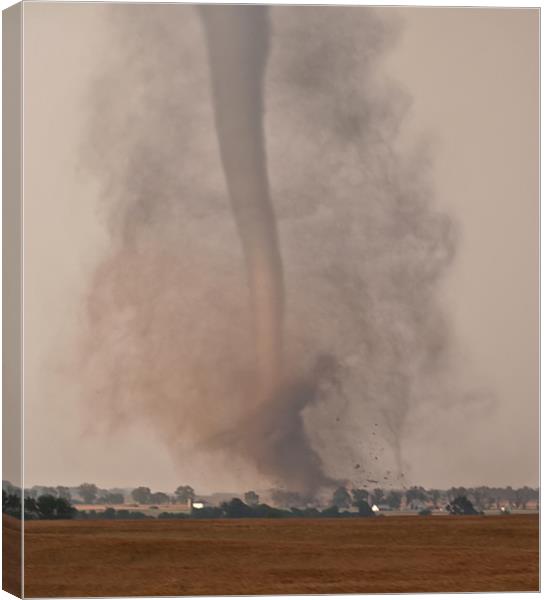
[244,491,260,506]
[30,486,43,499]
[321,505,340,517]
[473,486,495,511]
[332,486,352,509]
[372,488,385,505]
[36,495,58,519]
[428,489,442,509]
[174,485,195,504]
[448,487,467,503]
[3,491,21,518]
[190,506,224,519]
[24,496,39,518]
[131,487,152,504]
[357,501,375,517]
[56,486,71,501]
[446,496,479,515]
[3,481,17,496]
[78,483,98,504]
[221,498,253,518]
[406,486,427,509]
[97,492,125,505]
[55,497,77,519]
[385,491,402,510]
[150,492,170,505]
[514,486,535,509]
[351,488,369,505]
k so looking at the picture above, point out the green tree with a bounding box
[428,489,442,508]
[174,485,195,504]
[221,498,253,518]
[150,492,170,505]
[357,501,375,517]
[131,487,152,504]
[3,481,17,496]
[244,491,260,506]
[24,496,39,518]
[97,492,125,505]
[469,487,488,511]
[332,486,352,509]
[3,491,21,518]
[372,488,385,505]
[78,483,98,504]
[351,488,369,505]
[56,486,71,501]
[55,497,77,519]
[321,505,340,517]
[446,496,478,515]
[36,495,58,518]
[448,487,467,502]
[514,486,535,509]
[406,486,427,509]
[386,491,402,510]
[26,486,39,498]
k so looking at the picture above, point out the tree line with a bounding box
[18,483,197,506]
[80,497,377,520]
[3,480,538,522]
[326,485,539,511]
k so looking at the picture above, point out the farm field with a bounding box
[20,514,539,597]
[75,502,191,516]
[2,516,21,597]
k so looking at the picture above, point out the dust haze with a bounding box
[79,5,460,497]
[20,5,538,493]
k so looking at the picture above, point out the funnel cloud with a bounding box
[199,6,284,404]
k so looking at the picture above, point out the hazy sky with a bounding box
[21,4,538,493]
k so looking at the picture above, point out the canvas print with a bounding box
[2,2,539,597]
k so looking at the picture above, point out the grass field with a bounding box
[20,514,538,597]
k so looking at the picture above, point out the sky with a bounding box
[18,4,538,494]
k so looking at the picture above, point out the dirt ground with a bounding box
[22,514,538,597]
[2,516,22,597]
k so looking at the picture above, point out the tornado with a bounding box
[199,6,284,402]
[84,5,460,499]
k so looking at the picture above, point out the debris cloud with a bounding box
[81,6,458,496]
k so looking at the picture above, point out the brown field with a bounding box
[20,514,538,597]
[2,516,22,597]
